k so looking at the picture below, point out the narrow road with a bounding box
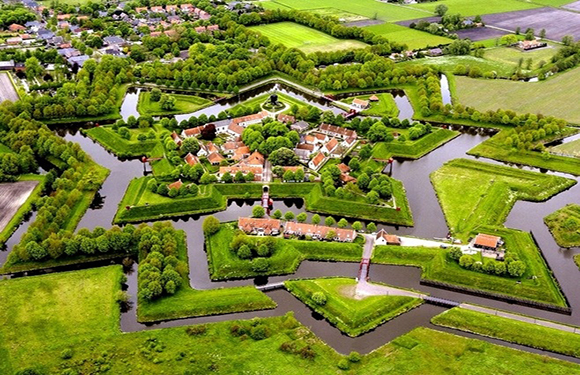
[263,160,272,183]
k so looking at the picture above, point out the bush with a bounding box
[347,351,361,363]
[249,325,269,340]
[252,205,265,218]
[203,216,220,236]
[299,346,316,360]
[251,258,270,272]
[338,359,350,370]
[312,291,327,305]
[60,348,73,360]
[186,325,208,336]
[256,244,270,257]
[448,247,462,261]
[237,244,252,259]
[280,341,297,353]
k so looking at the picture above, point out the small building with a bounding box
[168,179,183,190]
[103,35,125,47]
[319,123,357,140]
[277,113,296,124]
[0,60,15,70]
[309,151,326,171]
[8,24,26,32]
[171,131,182,146]
[518,39,547,51]
[230,110,269,128]
[473,234,502,251]
[369,95,379,102]
[284,222,356,242]
[232,146,251,161]
[207,151,225,165]
[375,229,401,245]
[352,98,369,110]
[184,153,200,166]
[238,217,281,236]
[429,48,443,57]
[323,138,339,155]
[291,120,309,133]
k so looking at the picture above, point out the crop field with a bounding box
[260,0,432,22]
[0,180,40,234]
[454,67,580,124]
[364,23,452,50]
[401,55,518,78]
[0,72,18,103]
[484,44,560,70]
[249,22,368,53]
[409,0,540,17]
[285,278,422,337]
[551,137,580,157]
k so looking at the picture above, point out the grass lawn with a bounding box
[139,230,275,322]
[228,91,312,115]
[249,22,368,54]
[544,204,580,248]
[137,91,213,116]
[551,137,580,157]
[342,93,399,117]
[432,307,580,358]
[85,126,161,158]
[400,55,518,78]
[261,0,432,22]
[409,0,540,16]
[285,277,422,336]
[430,158,576,236]
[364,23,453,50]
[467,131,580,176]
[372,226,567,308]
[455,67,580,125]
[206,223,362,280]
[484,44,560,71]
[371,127,459,160]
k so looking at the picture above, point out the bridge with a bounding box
[261,185,272,215]
[256,282,285,291]
[422,296,461,307]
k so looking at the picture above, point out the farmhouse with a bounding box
[473,233,502,251]
[352,98,369,110]
[238,217,281,236]
[284,222,356,242]
[518,39,547,51]
[184,153,200,166]
[375,229,401,246]
[319,123,357,140]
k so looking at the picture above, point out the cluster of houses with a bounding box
[301,123,358,170]
[238,217,357,242]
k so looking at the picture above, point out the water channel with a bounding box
[2,81,580,359]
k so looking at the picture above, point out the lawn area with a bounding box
[400,55,518,78]
[409,0,540,16]
[206,223,362,280]
[551,137,580,157]
[484,44,560,71]
[139,230,276,322]
[341,93,399,117]
[285,277,422,336]
[249,22,368,53]
[432,307,580,359]
[364,23,453,50]
[544,204,580,248]
[372,226,568,308]
[371,127,459,160]
[137,91,213,116]
[430,158,576,236]
[467,131,580,176]
[455,67,580,124]
[261,0,432,22]
[85,125,161,158]
[0,265,123,374]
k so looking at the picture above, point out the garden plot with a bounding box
[0,180,39,232]
[0,73,18,103]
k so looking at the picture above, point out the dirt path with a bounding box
[0,180,39,233]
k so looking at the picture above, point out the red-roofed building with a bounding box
[57,14,71,20]
[319,123,357,140]
[194,26,206,33]
[240,151,265,167]
[180,3,193,12]
[277,113,296,124]
[231,110,269,127]
[207,151,225,165]
[150,31,162,37]
[184,153,200,166]
[284,222,356,242]
[369,95,379,102]
[171,131,182,146]
[181,127,201,138]
[8,24,26,32]
[207,25,219,32]
[309,151,326,171]
[166,5,178,13]
[150,6,164,12]
[238,217,281,236]
[336,163,350,174]
[135,7,148,13]
[473,234,502,251]
[352,98,369,110]
[232,146,251,161]
[219,165,263,181]
[168,179,183,190]
[375,229,401,245]
[323,138,339,155]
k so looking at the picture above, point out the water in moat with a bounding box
[2,83,580,358]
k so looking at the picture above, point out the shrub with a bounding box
[251,258,270,272]
[312,291,327,306]
[186,325,208,336]
[280,341,297,353]
[458,255,474,269]
[338,359,350,370]
[256,244,270,257]
[494,261,507,275]
[202,216,220,236]
[249,325,269,340]
[347,351,361,363]
[299,346,316,360]
[237,244,252,259]
[252,205,265,218]
[448,247,462,261]
[507,260,526,277]
[60,348,73,359]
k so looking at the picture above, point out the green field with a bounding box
[372,226,567,308]
[341,93,399,117]
[432,307,580,359]
[85,126,161,158]
[455,67,580,124]
[260,0,432,22]
[137,91,213,116]
[431,158,576,236]
[484,45,560,71]
[544,204,580,248]
[285,278,422,336]
[409,0,540,16]
[207,223,362,280]
[552,138,580,157]
[249,22,368,53]
[401,55,519,78]
[371,128,459,160]
[365,23,453,50]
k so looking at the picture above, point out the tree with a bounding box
[25,57,43,80]
[294,168,304,182]
[325,216,335,226]
[272,209,282,219]
[150,88,162,102]
[251,257,270,272]
[312,214,321,225]
[237,244,252,259]
[297,212,308,223]
[352,221,363,232]
[539,28,546,39]
[326,230,336,240]
[181,137,200,154]
[562,35,574,46]
[202,216,220,235]
[284,211,295,221]
[252,205,266,218]
[500,34,518,46]
[367,222,377,233]
[269,147,300,166]
[283,169,295,182]
[257,244,270,257]
[507,260,526,278]
[312,292,327,305]
[459,255,474,269]
[337,218,348,228]
[435,4,448,16]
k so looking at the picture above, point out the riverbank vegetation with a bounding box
[544,204,580,248]
[432,307,580,359]
[372,226,567,308]
[371,127,459,160]
[206,222,362,280]
[285,277,422,336]
[431,158,576,237]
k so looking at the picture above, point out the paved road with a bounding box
[263,160,272,183]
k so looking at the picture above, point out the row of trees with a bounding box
[448,247,526,278]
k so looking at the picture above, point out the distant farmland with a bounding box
[364,23,452,50]
[0,73,18,103]
[250,22,368,53]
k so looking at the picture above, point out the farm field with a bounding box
[454,67,580,124]
[483,44,560,70]
[364,23,453,50]
[0,72,18,103]
[0,177,43,245]
[137,91,213,116]
[260,0,432,22]
[400,55,518,78]
[552,137,580,157]
[409,0,540,17]
[249,22,368,53]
